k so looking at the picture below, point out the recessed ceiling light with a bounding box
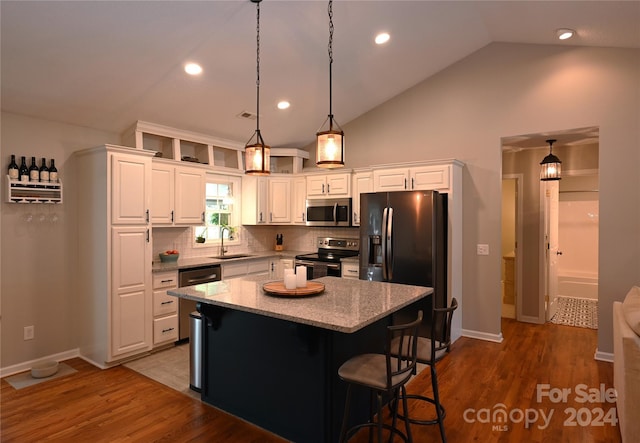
[556,28,575,40]
[184,63,203,75]
[277,101,290,110]
[375,32,390,45]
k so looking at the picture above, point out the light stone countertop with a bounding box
[168,275,432,333]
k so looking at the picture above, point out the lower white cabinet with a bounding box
[341,261,359,280]
[223,258,270,279]
[152,271,179,346]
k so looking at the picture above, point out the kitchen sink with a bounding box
[210,254,254,260]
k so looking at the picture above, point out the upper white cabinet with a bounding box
[292,176,307,224]
[242,175,292,225]
[111,153,152,225]
[351,171,373,226]
[306,172,351,198]
[373,164,451,192]
[268,177,291,224]
[151,161,205,225]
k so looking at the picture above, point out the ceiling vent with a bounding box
[237,110,257,120]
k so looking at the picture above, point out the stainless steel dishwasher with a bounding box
[178,265,221,342]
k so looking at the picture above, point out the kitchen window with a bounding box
[194,174,241,246]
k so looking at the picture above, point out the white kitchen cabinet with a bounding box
[306,173,351,198]
[292,176,307,224]
[152,270,179,346]
[373,164,451,192]
[242,175,292,225]
[268,177,292,224]
[242,175,268,225]
[151,160,205,225]
[222,258,270,279]
[111,153,151,225]
[351,171,373,226]
[74,145,154,367]
[341,261,360,280]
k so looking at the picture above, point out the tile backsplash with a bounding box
[152,225,359,261]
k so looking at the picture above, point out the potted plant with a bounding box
[195,227,207,243]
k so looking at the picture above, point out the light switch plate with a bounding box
[477,244,490,256]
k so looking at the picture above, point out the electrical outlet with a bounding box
[24,325,34,340]
[477,244,490,256]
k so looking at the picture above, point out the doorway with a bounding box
[501,127,599,325]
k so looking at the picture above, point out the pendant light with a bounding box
[540,139,562,181]
[245,0,270,175]
[316,0,344,168]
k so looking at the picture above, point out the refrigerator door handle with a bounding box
[386,207,394,280]
[382,207,388,280]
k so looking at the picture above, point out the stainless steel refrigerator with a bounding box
[359,190,447,331]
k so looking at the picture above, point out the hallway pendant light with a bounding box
[245,0,270,175]
[316,0,344,168]
[540,139,562,181]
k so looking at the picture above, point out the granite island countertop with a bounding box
[168,275,432,333]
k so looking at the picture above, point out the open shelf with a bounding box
[6,176,63,203]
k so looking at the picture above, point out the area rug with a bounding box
[550,296,598,329]
[3,363,77,390]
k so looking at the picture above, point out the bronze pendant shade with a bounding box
[540,139,562,181]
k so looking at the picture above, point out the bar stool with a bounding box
[338,311,423,442]
[391,298,457,443]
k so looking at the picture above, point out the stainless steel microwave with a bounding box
[305,198,352,227]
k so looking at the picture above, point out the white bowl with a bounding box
[31,360,59,378]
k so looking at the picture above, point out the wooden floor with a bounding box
[1,319,621,442]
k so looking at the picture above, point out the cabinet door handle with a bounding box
[146,229,150,243]
[302,213,305,222]
[161,300,174,305]
[322,183,325,194]
[327,183,330,194]
[411,178,415,189]
[170,210,174,223]
[270,213,273,222]
[160,279,174,283]
[162,327,175,333]
[404,178,407,189]
[201,212,205,223]
[146,209,150,223]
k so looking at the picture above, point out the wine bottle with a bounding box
[29,157,39,182]
[39,157,49,182]
[8,155,19,180]
[49,159,58,183]
[19,156,29,182]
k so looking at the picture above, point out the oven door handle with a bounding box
[296,260,340,270]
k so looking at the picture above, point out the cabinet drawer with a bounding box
[153,271,178,289]
[342,263,359,279]
[153,289,178,315]
[153,315,178,344]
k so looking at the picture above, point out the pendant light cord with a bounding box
[255,0,261,138]
[328,0,334,129]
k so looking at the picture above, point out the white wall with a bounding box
[315,43,640,353]
[1,113,119,368]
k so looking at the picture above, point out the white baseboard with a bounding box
[1,349,80,378]
[594,349,614,363]
[462,328,504,343]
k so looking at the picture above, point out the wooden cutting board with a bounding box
[262,281,325,297]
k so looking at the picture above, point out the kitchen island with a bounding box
[168,276,432,442]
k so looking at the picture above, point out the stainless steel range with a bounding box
[295,236,359,280]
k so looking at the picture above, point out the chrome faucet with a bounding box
[220,226,230,256]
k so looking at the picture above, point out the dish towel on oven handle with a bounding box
[312,263,328,279]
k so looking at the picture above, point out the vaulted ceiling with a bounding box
[2,1,639,149]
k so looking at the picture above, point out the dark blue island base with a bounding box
[199,303,394,443]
